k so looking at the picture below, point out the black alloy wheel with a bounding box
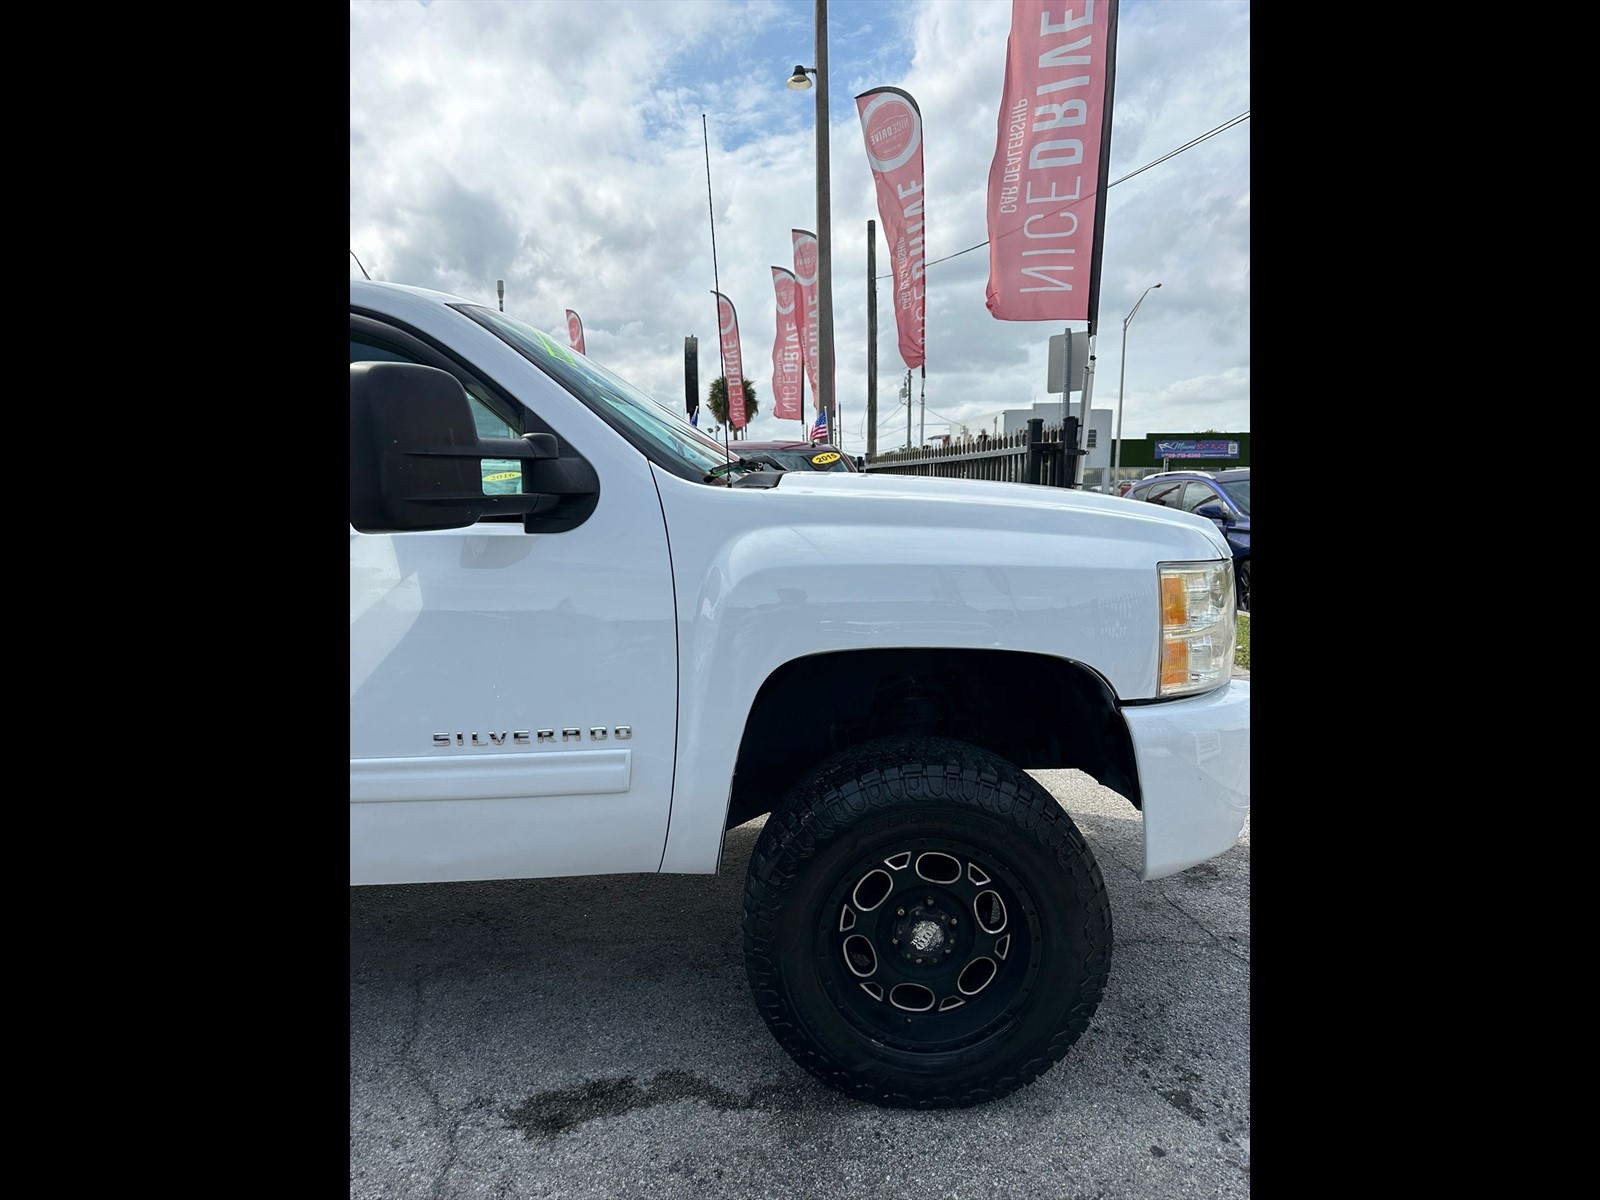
[743,736,1112,1108]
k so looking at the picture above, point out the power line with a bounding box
[875,110,1250,279]
[861,379,928,440]
[850,111,1250,450]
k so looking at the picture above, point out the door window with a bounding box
[1141,481,1184,508]
[1180,481,1226,515]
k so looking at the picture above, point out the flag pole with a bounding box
[703,114,732,473]
[1076,0,1121,487]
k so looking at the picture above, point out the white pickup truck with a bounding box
[351,278,1250,1109]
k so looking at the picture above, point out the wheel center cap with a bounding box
[908,919,945,953]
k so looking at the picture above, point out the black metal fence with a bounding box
[864,417,1086,487]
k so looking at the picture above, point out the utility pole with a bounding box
[497,280,504,312]
[904,369,912,449]
[787,1,835,446]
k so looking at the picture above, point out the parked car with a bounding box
[1116,470,1202,496]
[1124,468,1250,611]
[727,440,860,472]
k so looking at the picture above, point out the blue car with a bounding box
[1124,469,1250,612]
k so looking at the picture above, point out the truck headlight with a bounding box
[1158,560,1237,697]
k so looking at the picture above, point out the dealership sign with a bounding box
[1155,440,1239,459]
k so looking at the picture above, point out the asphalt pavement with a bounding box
[350,768,1250,1199]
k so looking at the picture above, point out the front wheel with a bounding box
[742,736,1112,1108]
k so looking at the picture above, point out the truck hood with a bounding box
[755,471,1233,562]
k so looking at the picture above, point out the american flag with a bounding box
[810,408,828,444]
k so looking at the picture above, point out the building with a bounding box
[958,401,1114,485]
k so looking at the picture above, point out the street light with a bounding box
[1113,282,1162,487]
[785,0,835,446]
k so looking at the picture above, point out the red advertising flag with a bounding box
[856,87,925,370]
[985,0,1120,324]
[565,309,586,354]
[770,267,804,422]
[791,230,821,401]
[712,291,747,430]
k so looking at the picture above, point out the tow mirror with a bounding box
[351,361,555,533]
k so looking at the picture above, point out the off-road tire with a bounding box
[742,736,1112,1108]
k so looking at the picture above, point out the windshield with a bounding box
[459,305,743,481]
[1218,478,1250,516]
[754,447,853,472]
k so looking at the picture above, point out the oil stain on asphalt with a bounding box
[503,1070,799,1138]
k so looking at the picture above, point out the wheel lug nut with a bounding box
[896,908,905,916]
[944,948,952,955]
[926,897,935,906]
[915,958,923,964]
[891,937,899,945]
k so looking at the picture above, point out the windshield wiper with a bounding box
[704,454,786,483]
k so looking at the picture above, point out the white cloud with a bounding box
[351,0,1249,453]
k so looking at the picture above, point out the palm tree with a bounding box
[706,376,760,437]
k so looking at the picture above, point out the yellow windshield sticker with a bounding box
[810,452,840,466]
[482,471,521,482]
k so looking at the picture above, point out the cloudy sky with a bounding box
[350,0,1249,455]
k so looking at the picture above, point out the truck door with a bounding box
[350,318,678,884]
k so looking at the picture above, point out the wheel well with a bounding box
[724,648,1140,828]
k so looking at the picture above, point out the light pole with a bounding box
[786,0,835,447]
[1113,282,1161,487]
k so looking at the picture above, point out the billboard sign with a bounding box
[1154,440,1240,459]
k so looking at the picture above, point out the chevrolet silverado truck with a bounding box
[350,278,1251,1109]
